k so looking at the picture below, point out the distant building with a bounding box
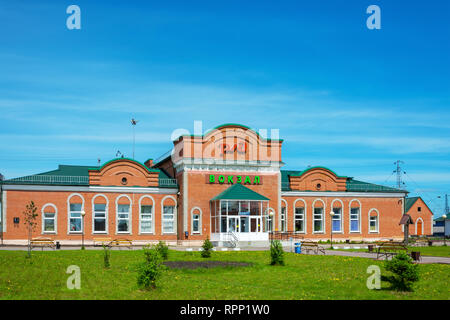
[404,197,434,236]
[433,216,449,237]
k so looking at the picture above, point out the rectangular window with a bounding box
[281,207,286,232]
[369,216,378,232]
[117,204,130,233]
[332,207,342,232]
[192,213,200,234]
[313,207,323,232]
[43,212,55,232]
[163,205,175,233]
[140,205,153,233]
[69,203,82,232]
[93,203,106,233]
[350,207,360,232]
[295,207,305,232]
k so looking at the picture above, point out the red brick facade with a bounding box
[0,124,433,245]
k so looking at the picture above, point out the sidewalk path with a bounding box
[322,249,450,264]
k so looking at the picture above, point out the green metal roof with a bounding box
[281,169,407,193]
[404,197,420,213]
[1,162,178,188]
[211,183,269,201]
[89,158,160,173]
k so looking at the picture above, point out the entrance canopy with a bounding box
[210,184,272,239]
[211,183,269,201]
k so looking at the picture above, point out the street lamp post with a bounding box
[329,210,335,249]
[81,210,86,250]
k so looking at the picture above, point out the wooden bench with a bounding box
[93,237,112,247]
[376,241,408,260]
[30,238,56,251]
[300,241,325,255]
[110,238,133,249]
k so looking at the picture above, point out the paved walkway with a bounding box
[321,249,450,264]
[1,245,449,264]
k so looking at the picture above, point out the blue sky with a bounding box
[0,0,449,216]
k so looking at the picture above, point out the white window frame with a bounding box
[293,199,307,234]
[92,194,108,234]
[116,195,132,234]
[349,199,362,233]
[139,195,155,234]
[331,199,344,234]
[368,208,379,233]
[280,206,287,232]
[67,193,85,234]
[41,203,57,234]
[191,207,202,235]
[332,207,343,233]
[312,199,325,234]
[415,217,424,235]
[161,195,177,234]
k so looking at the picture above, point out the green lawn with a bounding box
[0,249,448,300]
[335,245,450,257]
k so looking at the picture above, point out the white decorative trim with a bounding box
[183,171,188,233]
[91,194,109,234]
[115,194,132,235]
[41,203,57,234]
[331,199,344,233]
[1,184,178,194]
[312,199,326,234]
[415,217,424,235]
[161,195,177,235]
[139,195,155,234]
[2,190,6,233]
[293,198,307,234]
[67,193,85,234]
[368,208,380,234]
[349,199,362,234]
[282,191,407,198]
[280,199,288,232]
[190,206,202,235]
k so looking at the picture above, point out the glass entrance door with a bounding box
[227,216,261,233]
[228,217,239,233]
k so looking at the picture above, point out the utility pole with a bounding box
[131,118,139,159]
[393,160,405,189]
[445,194,449,215]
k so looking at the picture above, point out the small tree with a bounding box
[270,240,285,266]
[384,253,419,291]
[137,245,166,289]
[23,201,38,258]
[201,238,214,258]
[155,241,169,260]
[103,244,111,268]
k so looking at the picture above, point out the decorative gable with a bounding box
[88,158,159,187]
[289,167,347,192]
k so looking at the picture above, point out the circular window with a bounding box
[121,177,128,185]
[316,183,322,190]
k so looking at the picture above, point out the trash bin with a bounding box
[367,244,374,253]
[411,251,421,261]
[294,242,302,254]
[56,241,61,250]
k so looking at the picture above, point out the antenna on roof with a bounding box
[97,158,101,166]
[131,118,139,159]
[116,150,123,158]
[393,160,405,189]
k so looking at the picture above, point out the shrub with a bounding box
[201,238,214,258]
[155,241,169,260]
[103,245,110,268]
[270,240,285,266]
[137,246,166,289]
[384,253,419,291]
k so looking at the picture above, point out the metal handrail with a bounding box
[269,231,305,241]
[159,178,178,187]
[4,175,89,185]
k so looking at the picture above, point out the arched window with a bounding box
[294,199,306,233]
[68,194,84,233]
[92,195,108,234]
[191,207,202,234]
[313,199,325,233]
[265,208,275,232]
[162,196,177,234]
[42,203,57,234]
[331,199,343,233]
[368,209,379,233]
[116,195,132,234]
[349,200,361,233]
[139,196,154,234]
[280,200,287,232]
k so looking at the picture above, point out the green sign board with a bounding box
[208,174,261,185]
